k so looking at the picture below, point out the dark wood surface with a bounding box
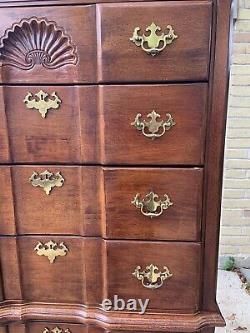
[0,1,212,84]
[202,0,232,312]
[0,236,200,312]
[104,168,203,240]
[1,86,97,163]
[0,84,206,165]
[0,315,223,332]
[105,240,201,312]
[0,166,202,241]
[0,166,102,236]
[100,84,207,165]
[0,0,231,331]
[0,6,96,84]
[97,1,212,83]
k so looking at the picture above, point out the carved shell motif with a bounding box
[0,17,78,70]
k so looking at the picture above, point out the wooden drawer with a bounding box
[0,166,202,242]
[0,166,102,236]
[4,322,214,333]
[104,240,201,312]
[104,168,203,241]
[0,237,201,313]
[97,1,212,82]
[0,6,96,84]
[0,236,103,304]
[6,323,104,333]
[0,86,98,163]
[100,84,207,165]
[0,84,206,165]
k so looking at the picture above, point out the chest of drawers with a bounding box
[0,0,232,332]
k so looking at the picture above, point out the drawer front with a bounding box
[104,168,203,241]
[0,84,206,165]
[0,166,202,242]
[0,6,96,84]
[0,236,103,304]
[0,237,201,313]
[105,241,201,312]
[97,1,212,82]
[7,323,104,333]
[1,86,98,163]
[0,166,102,236]
[100,84,207,165]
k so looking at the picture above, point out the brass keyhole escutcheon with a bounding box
[24,90,62,118]
[34,240,69,264]
[29,170,64,195]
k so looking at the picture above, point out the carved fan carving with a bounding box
[0,17,78,70]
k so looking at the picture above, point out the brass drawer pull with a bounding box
[130,22,178,56]
[34,240,69,263]
[43,328,71,333]
[131,110,175,139]
[133,264,172,289]
[29,170,64,195]
[24,90,62,118]
[131,191,173,218]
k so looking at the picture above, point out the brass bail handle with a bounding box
[131,191,173,218]
[131,110,176,139]
[132,264,173,289]
[130,22,178,56]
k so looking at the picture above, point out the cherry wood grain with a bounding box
[0,84,206,165]
[104,168,203,241]
[0,236,103,304]
[0,0,232,331]
[1,86,98,163]
[97,1,212,83]
[0,236,201,313]
[104,240,201,312]
[0,166,102,236]
[0,85,10,163]
[202,0,232,312]
[0,6,96,84]
[0,166,202,241]
[1,317,223,333]
[4,322,217,333]
[0,0,212,6]
[100,84,207,165]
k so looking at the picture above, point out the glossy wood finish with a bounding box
[0,86,98,163]
[100,84,207,165]
[0,166,102,236]
[0,319,221,333]
[0,84,206,165]
[0,166,202,241]
[97,1,212,83]
[202,0,232,312]
[0,236,103,304]
[0,236,200,313]
[104,241,201,312]
[0,6,96,84]
[104,168,203,240]
[0,0,231,331]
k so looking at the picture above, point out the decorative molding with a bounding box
[0,17,78,70]
[0,302,225,330]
